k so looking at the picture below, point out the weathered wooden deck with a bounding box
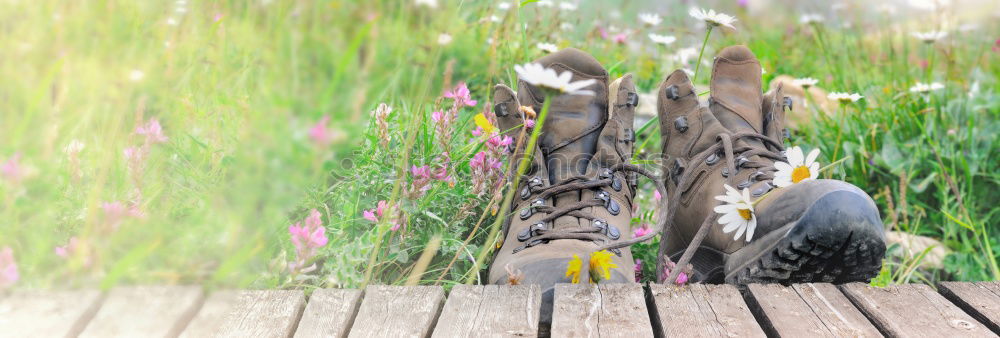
[1,282,998,337]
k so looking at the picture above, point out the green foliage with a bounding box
[1,0,996,290]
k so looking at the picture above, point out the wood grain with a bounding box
[431,284,541,337]
[294,289,363,338]
[649,283,766,338]
[178,290,243,338]
[213,290,307,338]
[840,283,995,337]
[0,290,104,338]
[745,283,881,337]
[550,283,654,338]
[347,285,445,338]
[78,285,204,338]
[938,281,1000,334]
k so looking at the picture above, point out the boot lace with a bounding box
[508,163,669,254]
[658,131,786,283]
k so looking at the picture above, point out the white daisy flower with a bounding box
[559,2,577,11]
[64,140,85,155]
[799,14,824,25]
[793,77,819,89]
[514,63,597,96]
[648,34,676,46]
[828,92,863,103]
[498,2,511,10]
[688,8,737,30]
[537,0,553,7]
[909,82,944,93]
[638,13,663,26]
[672,47,699,64]
[167,17,179,26]
[129,70,145,82]
[414,0,438,8]
[773,146,820,187]
[714,184,757,242]
[489,15,501,23]
[912,31,947,43]
[437,33,452,45]
[537,42,559,53]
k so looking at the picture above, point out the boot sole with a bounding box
[724,190,887,284]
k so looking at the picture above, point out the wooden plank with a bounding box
[840,283,996,337]
[214,290,307,338]
[79,285,203,338]
[347,285,445,338]
[745,283,881,337]
[939,281,1000,334]
[550,283,654,338]
[431,284,541,337]
[0,290,104,338]
[178,290,243,338]
[294,289,363,338]
[649,283,766,337]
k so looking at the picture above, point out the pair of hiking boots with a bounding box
[487,46,886,322]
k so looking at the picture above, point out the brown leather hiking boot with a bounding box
[656,45,886,284]
[487,48,664,326]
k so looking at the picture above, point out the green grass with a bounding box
[0,0,997,290]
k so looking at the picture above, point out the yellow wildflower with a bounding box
[474,113,496,134]
[565,254,582,284]
[589,250,618,282]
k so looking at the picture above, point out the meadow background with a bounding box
[0,0,997,292]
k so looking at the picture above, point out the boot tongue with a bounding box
[709,46,765,136]
[522,48,610,184]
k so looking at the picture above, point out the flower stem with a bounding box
[692,26,713,83]
[465,96,553,284]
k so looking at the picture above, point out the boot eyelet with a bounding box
[782,96,793,111]
[721,167,729,178]
[665,85,680,100]
[610,248,622,256]
[749,171,764,182]
[782,128,791,140]
[623,128,635,143]
[671,159,685,184]
[520,187,531,200]
[737,181,752,189]
[736,156,749,168]
[674,117,689,133]
[495,103,509,117]
[607,199,621,215]
[607,225,621,240]
[519,208,532,220]
[752,182,773,197]
[528,177,542,187]
[626,92,639,107]
[706,153,720,165]
[611,178,622,191]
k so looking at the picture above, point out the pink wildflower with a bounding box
[0,247,18,289]
[634,259,643,282]
[288,209,329,273]
[654,190,662,203]
[308,116,338,147]
[443,82,478,107]
[633,224,652,238]
[0,153,23,184]
[55,237,80,258]
[135,119,168,144]
[363,200,388,222]
[408,165,434,198]
[524,118,536,129]
[660,261,691,285]
[613,33,628,44]
[213,13,223,22]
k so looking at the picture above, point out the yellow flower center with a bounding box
[738,208,753,220]
[791,165,811,183]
